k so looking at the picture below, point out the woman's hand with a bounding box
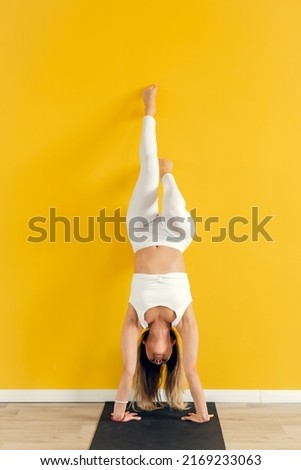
[111,411,141,422]
[181,412,214,423]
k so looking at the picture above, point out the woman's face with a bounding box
[143,335,176,364]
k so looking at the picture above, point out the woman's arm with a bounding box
[111,303,142,422]
[177,303,214,423]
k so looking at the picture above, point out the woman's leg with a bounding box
[126,86,160,237]
[161,171,195,238]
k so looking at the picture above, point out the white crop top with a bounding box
[129,272,193,329]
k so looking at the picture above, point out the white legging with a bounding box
[126,115,193,233]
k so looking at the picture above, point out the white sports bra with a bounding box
[129,272,193,329]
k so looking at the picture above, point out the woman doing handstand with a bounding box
[111,84,214,424]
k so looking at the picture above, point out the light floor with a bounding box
[0,403,301,450]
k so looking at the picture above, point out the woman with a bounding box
[111,84,214,424]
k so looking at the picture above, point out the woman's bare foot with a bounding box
[142,84,158,117]
[159,158,173,178]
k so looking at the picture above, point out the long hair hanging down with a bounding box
[132,327,188,411]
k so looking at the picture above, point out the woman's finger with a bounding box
[123,412,142,421]
[181,414,214,423]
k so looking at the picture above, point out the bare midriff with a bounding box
[134,245,186,274]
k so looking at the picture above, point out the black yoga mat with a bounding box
[90,402,225,450]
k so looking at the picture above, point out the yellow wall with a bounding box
[1,0,300,390]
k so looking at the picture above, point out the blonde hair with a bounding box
[131,327,188,411]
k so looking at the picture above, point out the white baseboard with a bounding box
[0,389,301,403]
[260,390,301,403]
